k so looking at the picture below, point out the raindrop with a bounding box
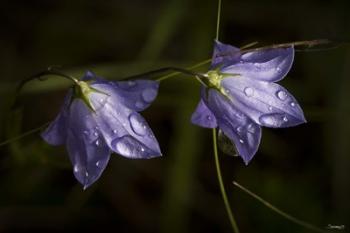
[142,89,157,103]
[290,102,296,107]
[244,87,254,97]
[276,90,287,101]
[268,106,273,111]
[95,140,100,146]
[112,136,145,158]
[247,124,256,133]
[85,171,89,177]
[112,129,117,134]
[93,132,98,137]
[96,161,101,167]
[135,101,144,109]
[129,113,147,136]
[283,116,288,122]
[239,139,244,144]
[259,114,286,127]
[276,67,281,72]
[73,165,79,173]
[128,81,136,87]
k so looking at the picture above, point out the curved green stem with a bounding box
[215,0,222,40]
[213,129,240,233]
[0,122,50,147]
[156,59,211,82]
[233,181,331,233]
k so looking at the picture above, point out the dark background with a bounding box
[0,0,349,232]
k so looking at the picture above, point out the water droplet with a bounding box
[290,102,296,107]
[142,89,157,103]
[85,171,89,177]
[268,106,273,111]
[283,116,288,122]
[93,132,98,137]
[73,165,79,173]
[96,161,100,167]
[128,81,136,87]
[244,87,254,97]
[135,101,144,109]
[112,129,117,134]
[276,90,287,101]
[95,140,100,146]
[276,67,281,72]
[259,114,286,127]
[247,124,256,133]
[129,113,147,136]
[112,136,147,158]
[239,139,244,144]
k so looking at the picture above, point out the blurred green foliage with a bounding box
[0,0,349,232]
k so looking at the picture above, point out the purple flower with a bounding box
[191,41,306,164]
[42,71,161,188]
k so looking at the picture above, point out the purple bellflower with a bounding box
[191,41,306,164]
[41,71,161,188]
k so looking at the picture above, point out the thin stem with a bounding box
[124,66,207,81]
[216,0,222,40]
[232,181,331,233]
[213,129,240,233]
[156,59,211,82]
[17,67,78,93]
[0,122,50,147]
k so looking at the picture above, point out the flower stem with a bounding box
[0,122,50,147]
[232,181,331,233]
[213,128,240,233]
[156,59,211,82]
[215,0,222,40]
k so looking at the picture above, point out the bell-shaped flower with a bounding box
[191,41,306,164]
[41,71,161,188]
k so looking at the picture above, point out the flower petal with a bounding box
[212,40,240,68]
[88,83,162,159]
[206,89,262,164]
[191,99,218,128]
[221,76,306,128]
[221,47,294,82]
[66,99,111,189]
[41,92,72,146]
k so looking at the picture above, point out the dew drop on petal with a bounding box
[142,89,157,103]
[129,113,147,136]
[276,90,287,101]
[135,101,144,109]
[247,124,256,133]
[283,116,288,122]
[244,87,254,97]
[239,139,244,144]
[141,147,145,152]
[112,136,147,158]
[259,114,286,127]
[112,129,117,134]
[96,161,100,167]
[268,106,273,111]
[73,165,79,173]
[290,102,296,107]
[85,171,89,177]
[95,140,100,146]
[93,132,98,137]
[128,81,136,87]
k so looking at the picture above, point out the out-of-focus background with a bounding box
[0,0,349,232]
